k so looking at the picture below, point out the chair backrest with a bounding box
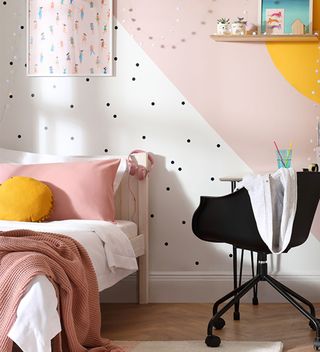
[287,172,320,249]
[192,172,320,253]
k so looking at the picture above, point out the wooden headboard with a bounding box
[115,152,150,304]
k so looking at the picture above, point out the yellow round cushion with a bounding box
[0,176,53,222]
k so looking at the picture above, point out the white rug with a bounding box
[118,340,283,352]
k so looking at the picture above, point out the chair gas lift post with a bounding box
[219,177,259,321]
[193,172,320,350]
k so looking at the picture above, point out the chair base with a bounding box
[206,257,320,349]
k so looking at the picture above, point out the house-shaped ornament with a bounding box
[291,19,305,34]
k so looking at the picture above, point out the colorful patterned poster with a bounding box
[265,9,284,34]
[27,0,113,76]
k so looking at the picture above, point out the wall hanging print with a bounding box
[258,0,313,35]
[27,0,113,76]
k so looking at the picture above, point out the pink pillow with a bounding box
[0,159,121,221]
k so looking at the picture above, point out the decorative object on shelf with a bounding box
[246,22,258,35]
[27,0,113,77]
[231,17,247,35]
[258,0,313,35]
[291,19,305,34]
[216,18,231,35]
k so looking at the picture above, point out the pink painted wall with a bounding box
[117,0,319,173]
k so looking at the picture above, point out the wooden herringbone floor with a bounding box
[101,303,320,352]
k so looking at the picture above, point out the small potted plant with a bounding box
[217,18,231,35]
[231,17,247,35]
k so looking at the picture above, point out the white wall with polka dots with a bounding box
[1,1,320,303]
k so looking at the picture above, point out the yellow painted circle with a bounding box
[266,0,320,103]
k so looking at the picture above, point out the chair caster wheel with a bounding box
[233,311,240,321]
[314,340,320,350]
[252,296,259,305]
[213,317,225,330]
[205,335,221,347]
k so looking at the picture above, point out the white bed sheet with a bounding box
[0,219,138,352]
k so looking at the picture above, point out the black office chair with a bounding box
[192,172,320,350]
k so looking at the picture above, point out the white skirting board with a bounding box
[100,272,320,303]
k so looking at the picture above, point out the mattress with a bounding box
[0,219,139,290]
[115,219,138,239]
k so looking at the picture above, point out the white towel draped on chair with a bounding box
[240,168,297,254]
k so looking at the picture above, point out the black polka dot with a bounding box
[9,61,13,66]
[113,114,117,118]
[17,134,21,139]
[24,63,27,68]
[217,144,221,148]
[20,25,24,29]
[106,103,110,107]
[70,136,74,140]
[86,78,90,82]
[137,27,141,31]
[142,135,146,140]
[150,214,154,218]
[3,1,7,5]
[44,126,48,130]
[70,104,74,108]
[172,45,176,49]
[166,187,170,191]
[132,77,136,81]
[211,177,215,181]
[164,242,168,246]
[181,101,185,105]
[31,93,35,97]
[178,167,182,171]
[195,261,199,266]
[229,254,233,258]
[187,139,191,143]
[191,31,196,35]
[104,148,108,153]
[9,94,13,99]
[129,8,133,12]
[160,44,165,48]
[151,102,155,106]
[114,25,118,30]
[114,57,118,61]
[136,63,140,67]
[182,220,186,224]
[171,160,175,164]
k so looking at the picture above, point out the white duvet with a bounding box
[0,219,138,352]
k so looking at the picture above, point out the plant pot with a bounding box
[217,23,231,35]
[231,22,247,35]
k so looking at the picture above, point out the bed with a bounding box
[0,147,150,352]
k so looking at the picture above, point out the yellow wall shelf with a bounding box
[211,34,319,42]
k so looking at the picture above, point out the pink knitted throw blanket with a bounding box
[0,229,124,352]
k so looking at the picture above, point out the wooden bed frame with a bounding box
[0,147,150,305]
[115,152,150,304]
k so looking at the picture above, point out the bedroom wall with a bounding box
[0,0,320,303]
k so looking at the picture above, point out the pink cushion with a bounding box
[0,159,121,221]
